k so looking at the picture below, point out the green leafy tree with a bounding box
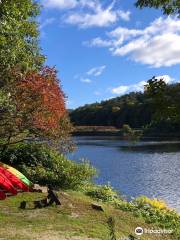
[70,92,153,128]
[0,0,45,86]
[0,1,73,153]
[122,124,142,142]
[0,0,45,150]
[0,0,46,148]
[135,0,180,17]
[145,76,180,123]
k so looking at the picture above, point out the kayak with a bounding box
[0,172,17,195]
[0,166,29,192]
[0,163,33,188]
[0,190,6,200]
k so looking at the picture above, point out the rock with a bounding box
[91,203,104,211]
[19,201,26,209]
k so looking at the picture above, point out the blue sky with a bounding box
[39,0,180,109]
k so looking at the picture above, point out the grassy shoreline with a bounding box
[0,191,176,240]
[1,140,179,240]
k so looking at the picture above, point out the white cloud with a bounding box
[111,75,176,95]
[39,18,55,29]
[43,0,98,9]
[87,65,106,76]
[113,33,180,67]
[86,17,180,67]
[65,3,130,28]
[80,78,92,83]
[78,0,97,9]
[77,65,106,84]
[43,0,77,9]
[44,0,130,28]
[117,10,131,21]
[112,85,129,95]
[84,37,113,47]
[156,75,178,84]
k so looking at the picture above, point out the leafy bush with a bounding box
[86,183,120,203]
[116,196,180,239]
[0,143,97,189]
[135,196,169,210]
[122,124,142,142]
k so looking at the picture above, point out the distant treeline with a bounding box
[70,82,180,136]
[70,92,153,128]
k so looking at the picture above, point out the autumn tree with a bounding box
[0,0,46,150]
[0,1,73,153]
[135,0,180,17]
[0,67,72,153]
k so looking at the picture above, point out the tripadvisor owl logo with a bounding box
[135,227,144,236]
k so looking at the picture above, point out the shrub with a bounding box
[135,196,169,210]
[0,143,97,189]
[116,196,180,239]
[86,183,120,203]
[122,124,142,142]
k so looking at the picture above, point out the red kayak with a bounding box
[0,190,6,200]
[0,172,17,195]
[0,166,29,192]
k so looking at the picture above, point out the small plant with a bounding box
[128,235,136,240]
[122,124,142,142]
[107,217,117,240]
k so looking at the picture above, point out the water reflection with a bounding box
[120,142,180,153]
[69,136,180,212]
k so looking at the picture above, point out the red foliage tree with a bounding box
[15,67,67,137]
[15,66,70,139]
[0,67,71,152]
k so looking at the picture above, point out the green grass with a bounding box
[0,191,174,240]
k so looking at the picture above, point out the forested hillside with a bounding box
[70,82,180,131]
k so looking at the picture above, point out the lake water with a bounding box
[69,136,180,212]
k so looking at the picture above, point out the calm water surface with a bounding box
[69,136,180,212]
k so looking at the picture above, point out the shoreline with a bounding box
[72,130,180,141]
